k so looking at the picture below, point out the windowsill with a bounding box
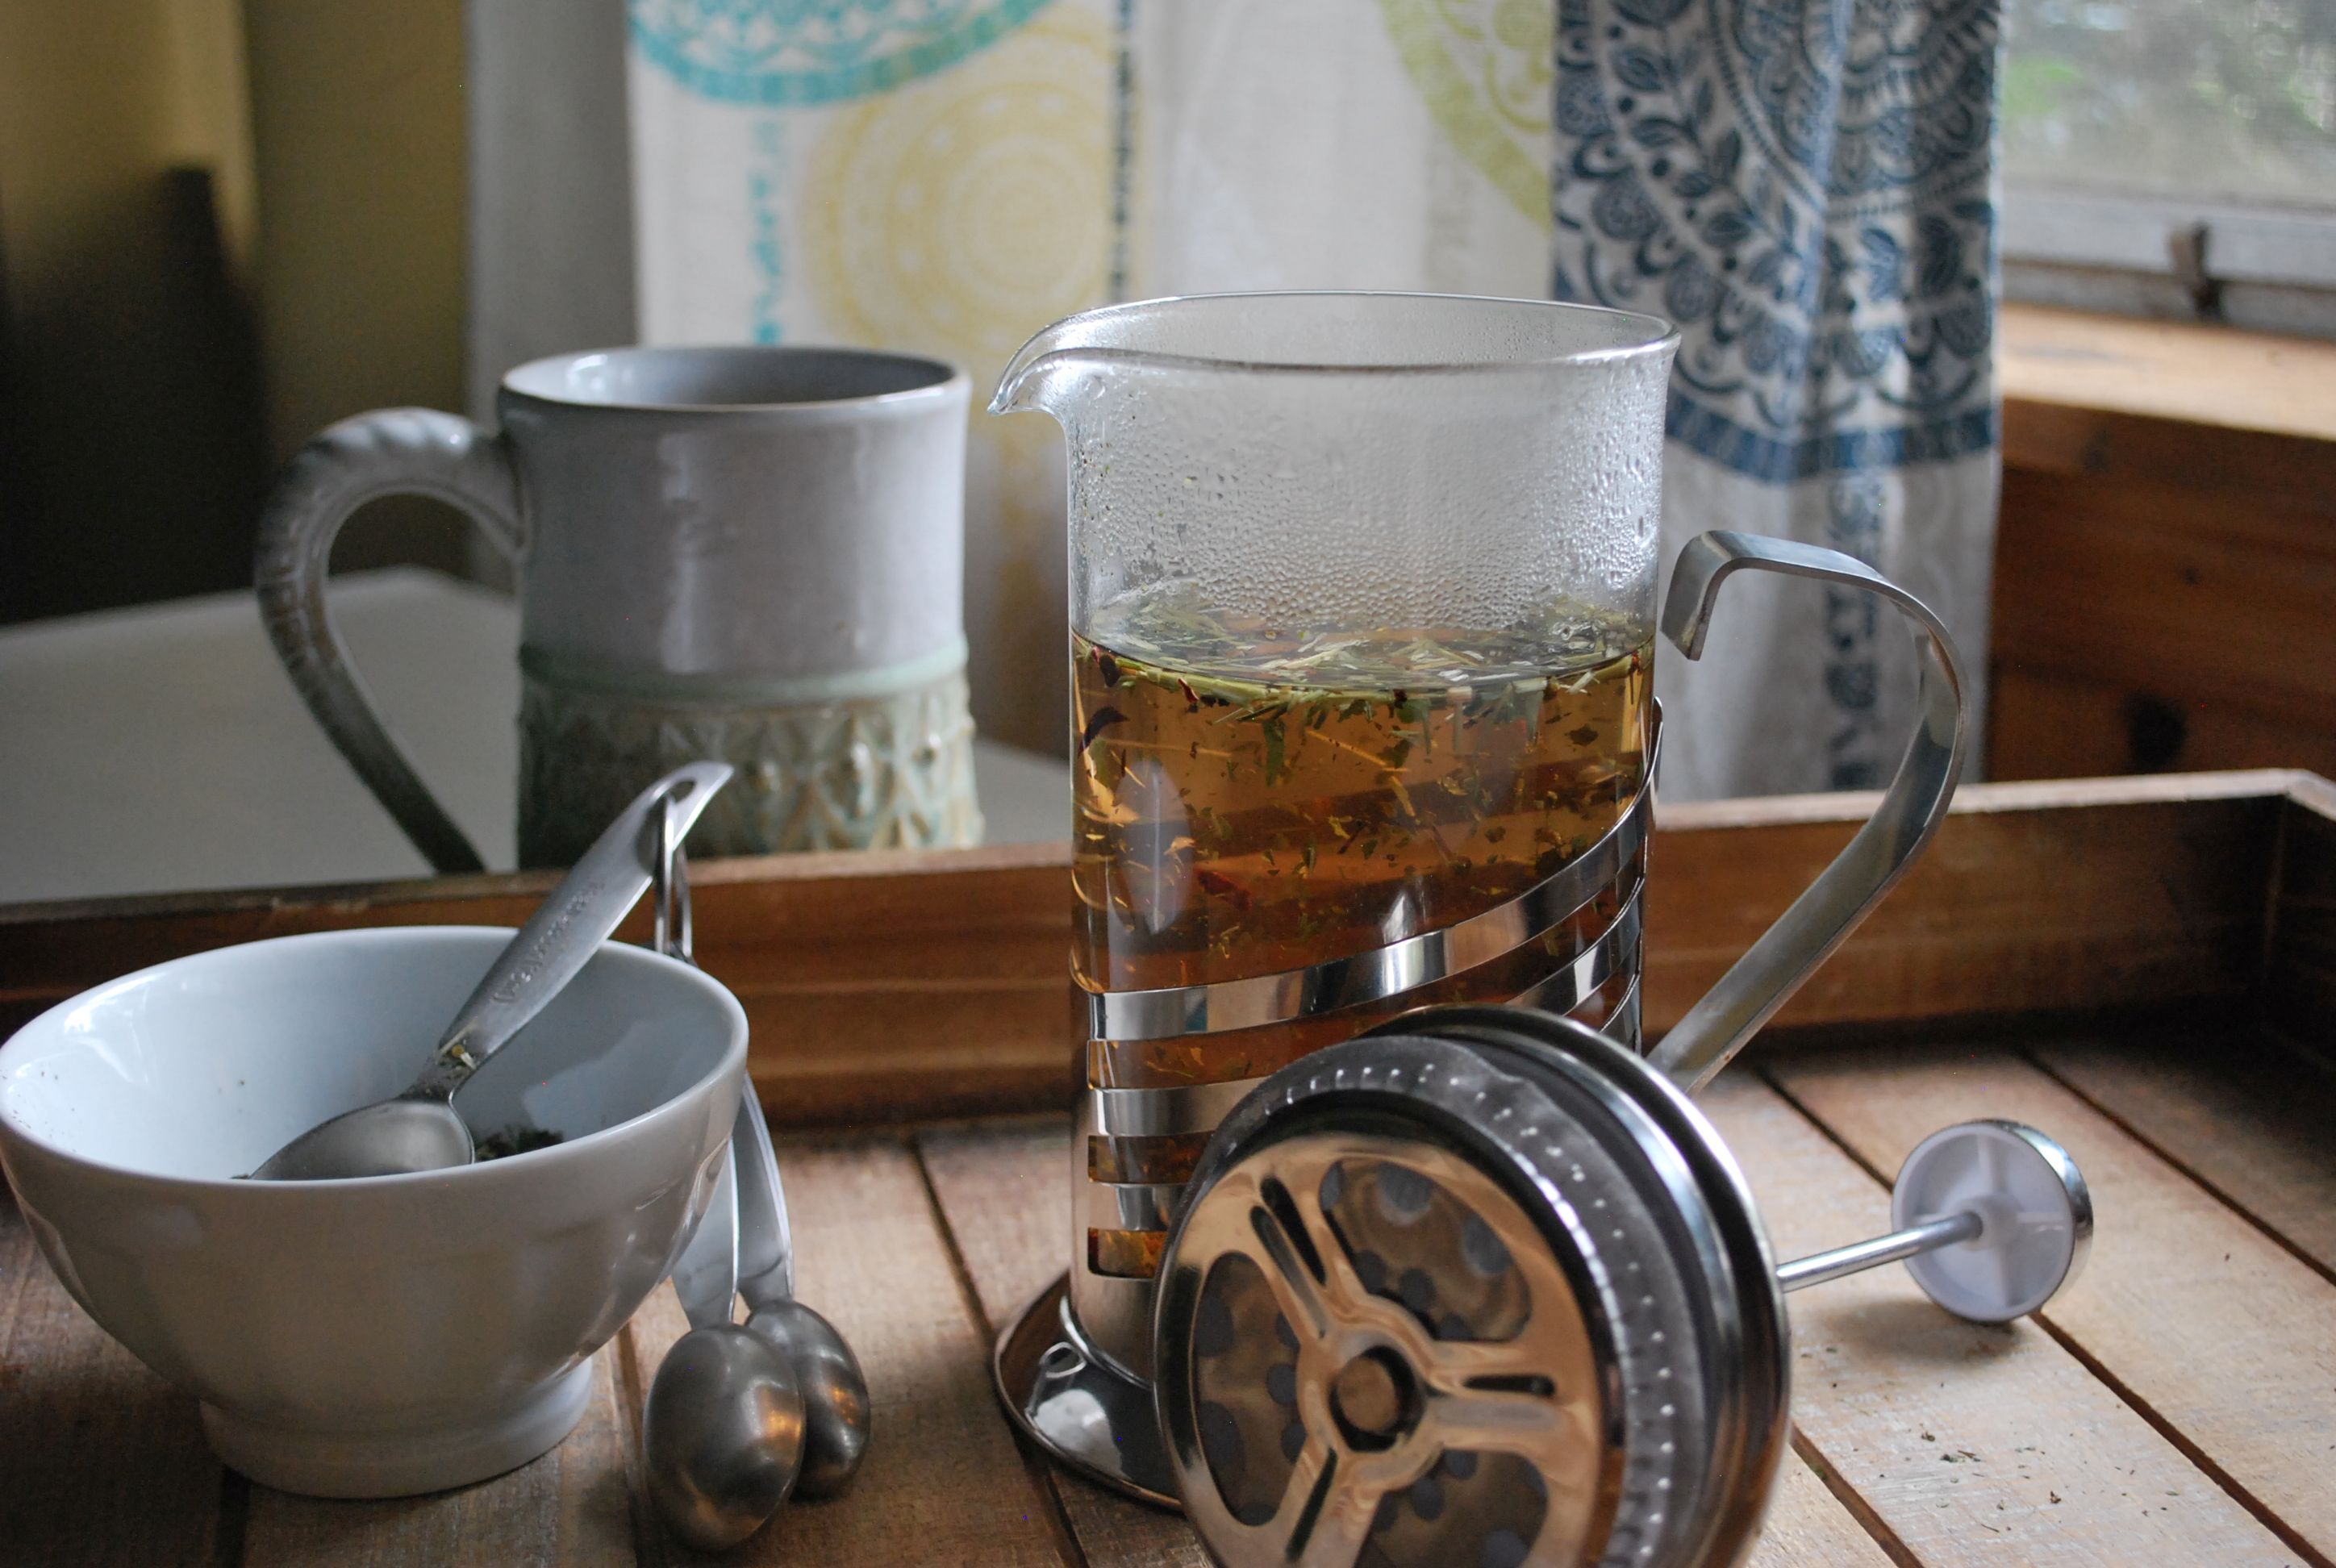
[2000,302,2336,447]
[1988,304,2336,784]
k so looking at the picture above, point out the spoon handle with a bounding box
[732,1082,796,1308]
[414,761,734,1099]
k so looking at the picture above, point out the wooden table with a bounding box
[6,1024,2332,1566]
[6,770,2334,1564]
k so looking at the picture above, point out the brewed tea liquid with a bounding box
[1073,583,1652,1099]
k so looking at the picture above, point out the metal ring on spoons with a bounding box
[643,800,871,1552]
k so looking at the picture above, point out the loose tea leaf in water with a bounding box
[1072,582,1652,1086]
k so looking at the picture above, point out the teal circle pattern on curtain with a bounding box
[629,0,1058,106]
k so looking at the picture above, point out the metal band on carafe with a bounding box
[1080,885,1643,1216]
[1085,783,1651,1045]
[1070,713,1662,1378]
[1086,711,1659,1045]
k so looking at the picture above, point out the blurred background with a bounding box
[2,0,2332,828]
[0,1,468,624]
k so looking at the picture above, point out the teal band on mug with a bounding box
[517,636,970,709]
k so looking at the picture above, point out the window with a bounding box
[2000,0,2336,334]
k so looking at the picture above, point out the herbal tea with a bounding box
[1073,584,1653,1094]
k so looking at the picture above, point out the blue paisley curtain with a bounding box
[482,0,2000,794]
[1548,0,2002,796]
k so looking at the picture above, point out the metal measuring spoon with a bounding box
[644,1323,808,1552]
[716,1003,870,1499]
[741,1299,867,1498]
[644,1133,870,1548]
[250,761,733,1180]
[644,828,870,1549]
[733,1107,869,1501]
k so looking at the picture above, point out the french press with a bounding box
[988,294,2086,1565]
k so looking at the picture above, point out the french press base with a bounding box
[994,1006,2091,1567]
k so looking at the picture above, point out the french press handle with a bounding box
[1647,530,1968,1091]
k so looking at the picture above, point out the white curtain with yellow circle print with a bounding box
[622,0,1998,794]
[629,2,1113,757]
[624,0,1559,758]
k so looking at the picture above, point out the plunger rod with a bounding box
[1776,1209,1982,1294]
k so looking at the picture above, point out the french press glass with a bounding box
[987,295,2038,1566]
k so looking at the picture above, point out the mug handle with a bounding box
[253,408,525,874]
[1646,529,1969,1091]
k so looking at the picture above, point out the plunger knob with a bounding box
[1775,1120,2092,1324]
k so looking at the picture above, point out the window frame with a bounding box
[2000,186,2336,339]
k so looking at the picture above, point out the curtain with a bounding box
[1546,0,2003,796]
[510,0,2001,793]
[620,1,1128,755]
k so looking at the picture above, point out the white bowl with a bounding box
[0,927,747,1498]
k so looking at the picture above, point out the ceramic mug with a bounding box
[257,346,982,871]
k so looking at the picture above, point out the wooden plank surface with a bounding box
[240,1348,636,1567]
[1706,1068,2302,1566]
[916,1118,1210,1568]
[1767,1045,2336,1564]
[2030,1029,2336,1278]
[0,1183,227,1567]
[1754,1451,1899,1568]
[617,1134,1070,1567]
[907,1120,1063,1326]
[6,1020,2336,1565]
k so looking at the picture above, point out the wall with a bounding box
[240,0,469,573]
[0,0,266,620]
[0,0,471,624]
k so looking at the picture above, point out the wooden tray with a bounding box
[2,770,2332,1566]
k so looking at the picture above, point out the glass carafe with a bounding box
[993,293,1964,1394]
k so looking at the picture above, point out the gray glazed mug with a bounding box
[257,345,982,871]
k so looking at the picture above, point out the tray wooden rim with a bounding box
[5,768,2330,1128]
[6,770,2336,1568]
[5,766,2321,930]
